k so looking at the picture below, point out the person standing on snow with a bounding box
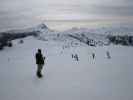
[106,51,111,59]
[35,49,45,78]
[92,53,95,59]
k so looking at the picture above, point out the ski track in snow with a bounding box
[0,36,133,100]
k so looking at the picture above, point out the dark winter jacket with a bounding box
[35,52,44,64]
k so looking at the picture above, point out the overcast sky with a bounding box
[0,0,133,20]
[0,0,133,31]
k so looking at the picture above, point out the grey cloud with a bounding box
[73,4,133,17]
[93,5,133,16]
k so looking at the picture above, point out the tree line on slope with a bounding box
[107,35,133,46]
[0,31,37,50]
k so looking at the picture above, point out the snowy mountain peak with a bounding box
[36,23,48,30]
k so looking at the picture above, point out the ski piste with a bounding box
[0,24,133,100]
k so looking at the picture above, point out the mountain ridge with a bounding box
[1,23,133,50]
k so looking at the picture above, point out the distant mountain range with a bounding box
[0,23,133,50]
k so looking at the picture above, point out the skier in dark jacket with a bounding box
[35,49,45,78]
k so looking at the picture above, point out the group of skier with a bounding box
[35,49,111,78]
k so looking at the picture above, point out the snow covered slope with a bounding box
[0,24,133,100]
[0,35,133,100]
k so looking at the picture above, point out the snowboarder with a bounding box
[92,53,95,59]
[75,54,79,61]
[106,51,111,59]
[72,54,79,61]
[35,49,45,78]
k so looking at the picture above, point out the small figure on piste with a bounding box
[35,49,45,78]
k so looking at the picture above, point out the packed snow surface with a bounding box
[0,35,133,100]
